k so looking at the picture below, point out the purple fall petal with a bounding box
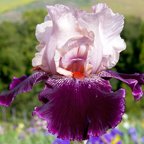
[99,70,144,100]
[9,75,28,90]
[0,71,48,107]
[33,76,125,141]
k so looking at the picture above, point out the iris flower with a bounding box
[0,3,144,141]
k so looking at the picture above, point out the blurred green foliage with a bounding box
[116,16,144,73]
[0,9,47,118]
[0,10,144,119]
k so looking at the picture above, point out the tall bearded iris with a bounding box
[0,3,144,141]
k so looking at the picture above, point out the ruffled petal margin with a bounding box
[99,70,144,100]
[0,71,48,106]
[33,76,125,141]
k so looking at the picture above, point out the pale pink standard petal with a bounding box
[36,20,52,44]
[44,5,82,74]
[77,10,104,73]
[32,46,51,72]
[77,3,126,74]
[93,3,126,71]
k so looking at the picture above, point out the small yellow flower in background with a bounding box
[111,135,121,144]
[16,123,25,133]
[18,123,25,129]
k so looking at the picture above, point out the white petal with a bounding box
[47,4,81,49]
[35,20,52,44]
[61,45,87,68]
[32,47,45,67]
[78,3,126,73]
[97,3,126,70]
[32,46,51,72]
[54,49,72,77]
[45,4,82,74]
[77,10,103,73]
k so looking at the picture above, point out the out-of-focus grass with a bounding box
[0,0,35,13]
[0,121,54,144]
[1,118,144,144]
[0,126,54,144]
[0,132,54,144]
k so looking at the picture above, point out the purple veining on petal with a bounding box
[9,75,28,90]
[33,76,125,141]
[0,71,48,107]
[99,70,144,100]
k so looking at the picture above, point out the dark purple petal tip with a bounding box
[33,76,125,141]
[99,70,144,101]
[0,71,48,107]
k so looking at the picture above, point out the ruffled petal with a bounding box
[0,71,48,107]
[99,70,144,100]
[99,5,126,71]
[45,5,82,74]
[36,20,52,44]
[32,47,46,67]
[32,47,51,73]
[93,3,126,71]
[77,10,103,73]
[33,76,125,141]
[46,5,79,44]
[77,3,126,73]
[33,16,53,71]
